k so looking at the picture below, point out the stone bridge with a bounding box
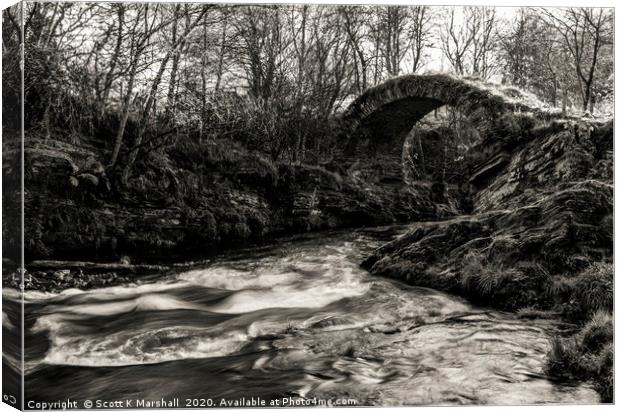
[335,74,544,185]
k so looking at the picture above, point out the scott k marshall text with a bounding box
[26,397,357,409]
[26,398,180,409]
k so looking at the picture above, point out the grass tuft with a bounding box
[571,262,613,316]
[545,310,613,402]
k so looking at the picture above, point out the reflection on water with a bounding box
[3,225,599,406]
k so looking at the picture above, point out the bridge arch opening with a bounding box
[336,74,518,187]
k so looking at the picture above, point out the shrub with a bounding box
[458,250,552,309]
[546,337,581,377]
[595,343,614,402]
[460,251,507,296]
[199,211,218,241]
[572,262,613,316]
[580,311,614,352]
[545,310,613,402]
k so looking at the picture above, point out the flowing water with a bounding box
[3,225,599,407]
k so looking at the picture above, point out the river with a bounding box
[4,224,599,407]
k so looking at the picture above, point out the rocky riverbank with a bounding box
[362,116,613,401]
[2,132,464,278]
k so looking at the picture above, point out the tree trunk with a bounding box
[122,8,208,183]
[121,56,170,183]
[109,62,137,168]
[551,77,558,108]
[214,15,228,91]
[165,5,181,120]
[562,88,568,116]
[583,80,592,112]
[416,132,426,176]
[166,53,180,119]
[200,20,208,141]
[100,5,124,116]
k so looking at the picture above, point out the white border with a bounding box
[0,1,616,412]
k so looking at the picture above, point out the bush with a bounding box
[546,337,582,377]
[460,251,507,296]
[580,311,614,352]
[458,250,552,309]
[547,262,613,320]
[596,343,614,402]
[572,262,613,316]
[545,310,613,402]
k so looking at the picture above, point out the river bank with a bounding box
[2,134,465,266]
[362,117,614,401]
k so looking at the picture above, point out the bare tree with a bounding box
[13,2,614,180]
[339,6,370,93]
[164,4,183,118]
[439,8,473,75]
[233,6,287,100]
[468,7,498,80]
[109,4,161,168]
[122,5,210,181]
[542,7,613,111]
[368,12,384,85]
[382,6,409,76]
[498,8,533,88]
[99,4,124,115]
[213,7,232,92]
[408,6,433,73]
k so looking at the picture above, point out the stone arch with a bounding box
[337,74,530,160]
[334,74,546,186]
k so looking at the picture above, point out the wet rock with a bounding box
[364,180,613,313]
[359,117,612,345]
[2,267,137,292]
[309,316,353,329]
[367,324,401,334]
